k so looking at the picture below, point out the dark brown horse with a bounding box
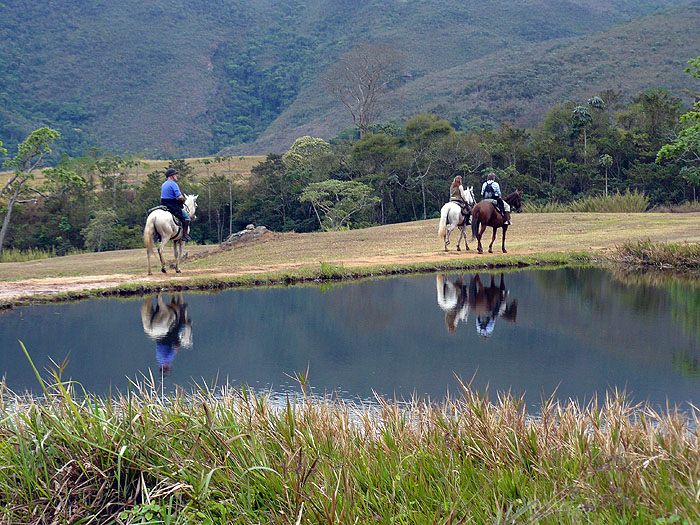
[470,190,523,253]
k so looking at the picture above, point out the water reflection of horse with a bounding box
[140,294,193,374]
[435,273,517,336]
[436,274,470,333]
[438,186,476,252]
[143,194,198,275]
[470,190,523,254]
[469,273,517,338]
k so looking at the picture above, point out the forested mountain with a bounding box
[0,0,697,158]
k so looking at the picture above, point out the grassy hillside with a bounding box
[0,0,696,158]
[244,4,700,154]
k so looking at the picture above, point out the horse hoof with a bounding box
[457,247,461,252]
[161,268,167,274]
[503,249,508,253]
[489,249,493,254]
[176,269,181,274]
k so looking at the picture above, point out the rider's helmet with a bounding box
[165,168,179,178]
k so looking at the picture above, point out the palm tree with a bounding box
[572,96,605,164]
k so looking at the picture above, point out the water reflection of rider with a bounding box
[141,294,192,376]
[469,273,518,339]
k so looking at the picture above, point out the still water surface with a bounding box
[1,267,699,409]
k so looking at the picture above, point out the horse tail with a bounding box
[471,208,480,240]
[144,214,155,251]
[438,205,448,241]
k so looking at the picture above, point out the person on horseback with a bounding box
[481,172,511,225]
[449,175,471,224]
[160,168,191,242]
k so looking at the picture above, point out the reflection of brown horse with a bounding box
[436,274,470,333]
[468,273,518,338]
[470,190,523,254]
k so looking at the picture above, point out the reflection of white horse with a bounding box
[140,294,193,348]
[143,194,198,275]
[436,274,470,333]
[438,186,475,251]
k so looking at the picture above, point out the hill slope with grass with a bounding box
[0,0,697,158]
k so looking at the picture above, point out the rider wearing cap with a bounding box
[481,172,511,225]
[160,168,191,242]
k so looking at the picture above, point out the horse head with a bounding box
[184,194,199,220]
[506,190,523,213]
[465,186,475,206]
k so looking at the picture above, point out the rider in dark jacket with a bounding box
[480,172,511,225]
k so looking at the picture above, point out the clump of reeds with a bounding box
[524,190,649,213]
[522,201,570,213]
[613,240,700,270]
[0,362,698,523]
[651,201,700,213]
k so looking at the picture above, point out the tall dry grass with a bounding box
[613,240,700,270]
[0,354,698,524]
[524,190,649,213]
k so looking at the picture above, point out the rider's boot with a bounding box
[182,220,192,242]
[504,211,512,225]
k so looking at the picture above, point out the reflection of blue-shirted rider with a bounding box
[481,172,511,225]
[161,168,191,242]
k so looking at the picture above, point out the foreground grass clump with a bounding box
[524,190,649,213]
[0,373,699,524]
[614,240,700,269]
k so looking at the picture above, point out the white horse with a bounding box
[436,274,470,333]
[140,294,193,348]
[437,186,475,251]
[143,194,198,275]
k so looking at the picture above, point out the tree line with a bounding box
[1,58,699,256]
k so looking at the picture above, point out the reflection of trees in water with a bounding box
[536,267,700,377]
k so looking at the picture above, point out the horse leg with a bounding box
[173,240,181,273]
[488,227,498,253]
[457,223,469,251]
[157,236,169,273]
[501,225,508,253]
[445,224,454,251]
[476,222,487,253]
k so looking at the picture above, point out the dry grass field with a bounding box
[0,155,265,188]
[2,211,700,305]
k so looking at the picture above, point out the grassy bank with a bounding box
[1,212,700,307]
[1,367,698,524]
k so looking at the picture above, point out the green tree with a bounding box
[300,180,379,231]
[0,127,61,255]
[81,209,118,251]
[656,57,700,201]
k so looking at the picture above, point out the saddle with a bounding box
[451,200,470,217]
[481,198,504,217]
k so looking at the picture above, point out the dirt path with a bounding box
[2,212,699,305]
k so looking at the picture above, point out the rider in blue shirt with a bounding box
[481,172,511,225]
[160,168,191,241]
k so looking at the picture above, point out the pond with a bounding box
[1,267,699,409]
